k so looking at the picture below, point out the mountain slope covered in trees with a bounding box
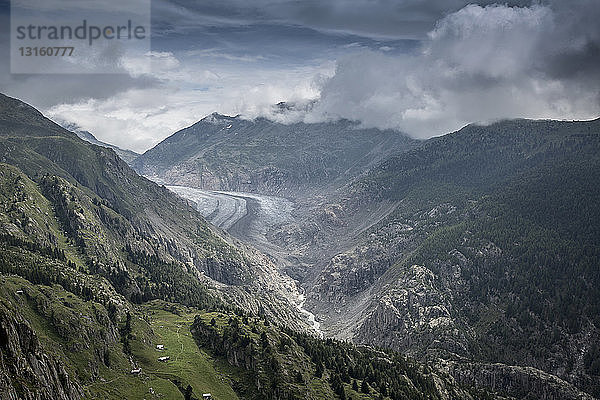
[291,119,600,398]
[0,92,304,327]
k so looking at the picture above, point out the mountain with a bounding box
[0,92,303,327]
[133,109,600,398]
[0,93,489,399]
[132,106,600,398]
[282,119,600,399]
[0,275,480,400]
[60,122,140,165]
[132,113,418,197]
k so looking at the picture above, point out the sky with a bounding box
[1,0,599,153]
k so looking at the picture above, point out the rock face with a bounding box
[0,307,82,400]
[443,361,596,400]
[356,264,470,358]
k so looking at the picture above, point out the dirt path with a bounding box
[174,323,185,363]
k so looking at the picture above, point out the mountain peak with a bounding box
[273,100,316,115]
[202,112,239,124]
[0,93,66,134]
[54,120,140,165]
[59,121,98,141]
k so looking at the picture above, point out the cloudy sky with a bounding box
[1,0,599,152]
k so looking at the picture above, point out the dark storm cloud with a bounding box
[0,9,160,111]
[536,0,600,83]
[1,71,161,110]
[153,0,532,39]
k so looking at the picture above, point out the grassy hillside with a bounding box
[1,271,492,400]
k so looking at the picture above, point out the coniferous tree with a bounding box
[361,380,370,394]
[315,361,324,378]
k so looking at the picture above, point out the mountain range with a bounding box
[0,93,488,400]
[297,119,600,397]
[132,111,600,399]
[132,113,418,197]
[1,91,599,399]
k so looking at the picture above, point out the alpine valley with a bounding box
[1,92,599,400]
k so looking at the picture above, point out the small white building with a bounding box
[156,344,164,350]
[202,394,212,400]
[130,368,141,374]
[158,356,170,362]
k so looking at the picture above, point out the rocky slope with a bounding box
[149,115,600,398]
[132,113,418,197]
[289,119,600,399]
[171,118,600,398]
[0,302,83,400]
[161,118,600,398]
[0,92,304,330]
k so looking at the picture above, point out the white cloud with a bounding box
[121,51,181,77]
[185,49,267,63]
[35,1,600,152]
[46,51,332,152]
[306,2,600,137]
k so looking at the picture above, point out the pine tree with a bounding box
[361,380,370,394]
[315,361,324,378]
[184,384,193,400]
[261,331,269,349]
